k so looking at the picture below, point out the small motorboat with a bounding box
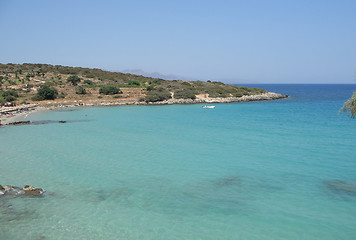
[202,105,215,109]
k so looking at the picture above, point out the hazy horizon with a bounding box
[1,0,355,84]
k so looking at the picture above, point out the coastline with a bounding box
[0,104,47,125]
[0,92,287,125]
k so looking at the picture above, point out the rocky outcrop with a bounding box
[7,121,31,126]
[37,92,288,108]
[145,92,288,105]
[0,184,45,197]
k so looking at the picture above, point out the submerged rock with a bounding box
[215,175,240,187]
[325,180,356,194]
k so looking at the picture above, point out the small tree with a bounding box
[99,86,121,95]
[145,88,171,102]
[174,89,197,100]
[67,75,81,85]
[341,91,356,118]
[83,79,93,85]
[33,85,58,100]
[1,90,19,102]
[75,86,86,95]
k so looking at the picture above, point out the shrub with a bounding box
[67,75,81,85]
[145,88,171,102]
[146,85,154,91]
[0,96,6,105]
[58,92,66,98]
[83,80,93,85]
[128,81,140,86]
[85,73,95,78]
[174,89,197,99]
[32,85,58,100]
[1,90,19,102]
[99,86,121,95]
[75,86,86,95]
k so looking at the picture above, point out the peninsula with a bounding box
[0,63,287,123]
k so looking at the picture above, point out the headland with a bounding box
[0,63,287,125]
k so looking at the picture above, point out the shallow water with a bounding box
[0,84,355,240]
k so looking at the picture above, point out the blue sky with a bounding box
[0,0,355,83]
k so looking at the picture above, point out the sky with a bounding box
[0,0,355,83]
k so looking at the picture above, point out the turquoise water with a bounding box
[1,84,356,240]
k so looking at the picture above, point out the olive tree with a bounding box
[32,85,58,100]
[67,75,81,85]
[341,91,356,118]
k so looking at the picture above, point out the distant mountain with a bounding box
[122,69,260,84]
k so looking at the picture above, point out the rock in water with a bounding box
[3,185,24,196]
[22,185,44,196]
[7,121,31,126]
[0,185,4,196]
[0,185,45,197]
[325,180,356,194]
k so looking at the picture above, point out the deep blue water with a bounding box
[0,84,355,240]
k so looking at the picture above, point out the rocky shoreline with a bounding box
[0,92,287,125]
[36,91,287,107]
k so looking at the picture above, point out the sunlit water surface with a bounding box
[0,84,355,240]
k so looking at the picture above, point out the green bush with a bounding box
[128,80,140,86]
[174,89,197,99]
[99,86,121,95]
[1,90,19,102]
[67,75,81,85]
[145,88,171,102]
[32,85,58,100]
[58,92,66,98]
[146,85,154,91]
[83,80,93,85]
[75,86,86,95]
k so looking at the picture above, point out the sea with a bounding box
[0,84,355,240]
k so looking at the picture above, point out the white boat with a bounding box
[202,105,215,109]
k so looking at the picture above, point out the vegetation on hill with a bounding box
[0,63,268,104]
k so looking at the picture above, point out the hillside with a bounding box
[0,63,284,106]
